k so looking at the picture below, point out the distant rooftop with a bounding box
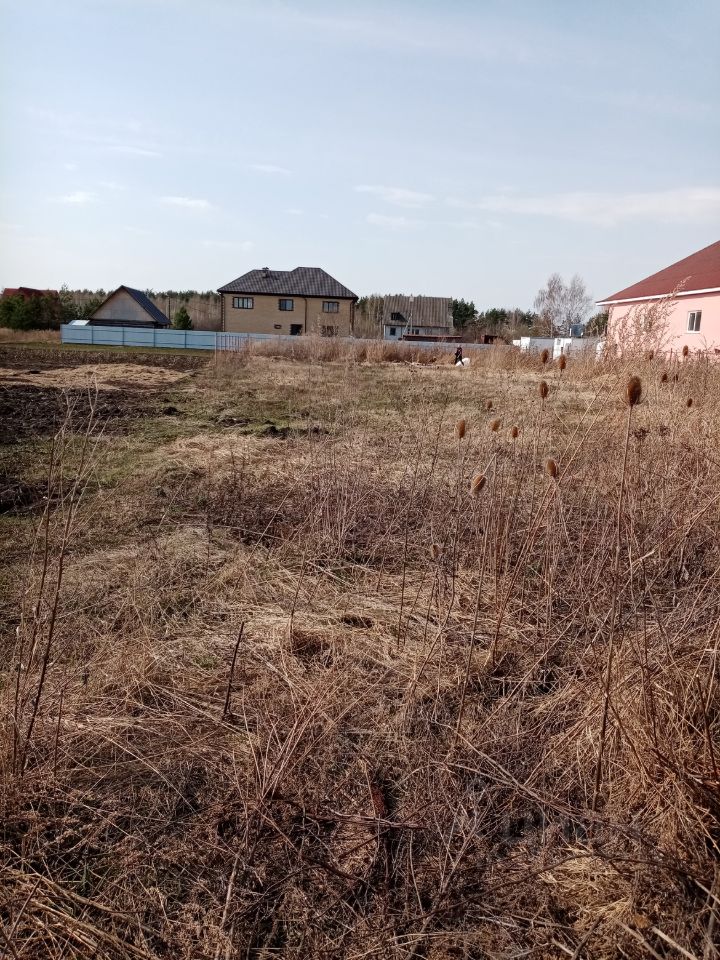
[218,267,357,300]
[381,295,452,328]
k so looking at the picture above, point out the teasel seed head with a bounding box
[660,371,668,384]
[489,418,501,432]
[558,354,567,371]
[470,474,486,496]
[625,376,642,407]
[485,399,493,411]
[510,425,519,439]
[682,344,689,358]
[686,397,693,408]
[455,418,466,440]
[539,380,549,400]
[545,458,558,480]
[540,348,550,365]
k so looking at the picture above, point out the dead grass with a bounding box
[1,347,719,958]
[0,328,61,345]
[0,362,191,390]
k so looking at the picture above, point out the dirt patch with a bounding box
[0,363,190,392]
[0,345,209,372]
[0,385,160,444]
[0,474,44,514]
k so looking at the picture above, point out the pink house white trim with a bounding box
[599,241,720,355]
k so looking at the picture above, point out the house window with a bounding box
[391,312,403,323]
[322,301,339,313]
[279,299,294,311]
[290,324,303,336]
[412,328,420,335]
[389,327,396,337]
[321,325,337,337]
[232,296,253,309]
[687,310,702,332]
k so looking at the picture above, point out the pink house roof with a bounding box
[598,240,720,304]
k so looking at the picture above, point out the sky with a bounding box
[1,0,719,309]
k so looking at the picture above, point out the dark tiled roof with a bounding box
[599,240,720,303]
[122,286,170,326]
[218,267,357,300]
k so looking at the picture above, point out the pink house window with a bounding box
[687,310,702,332]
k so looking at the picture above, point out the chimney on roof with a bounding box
[262,267,270,278]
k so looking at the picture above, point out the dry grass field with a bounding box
[1,340,719,959]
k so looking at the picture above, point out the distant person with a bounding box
[454,346,464,366]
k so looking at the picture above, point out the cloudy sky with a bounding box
[1,0,719,307]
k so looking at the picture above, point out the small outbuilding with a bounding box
[85,286,170,328]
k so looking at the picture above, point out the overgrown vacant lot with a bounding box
[1,343,719,959]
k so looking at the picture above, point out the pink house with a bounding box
[598,240,720,356]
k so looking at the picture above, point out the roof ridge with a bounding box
[599,240,720,304]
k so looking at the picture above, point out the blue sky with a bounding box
[2,0,719,308]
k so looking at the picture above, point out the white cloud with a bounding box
[160,196,211,210]
[249,163,291,175]
[356,184,434,208]
[63,162,79,172]
[55,191,97,204]
[447,187,720,226]
[366,212,421,229]
[285,208,303,216]
[99,180,124,191]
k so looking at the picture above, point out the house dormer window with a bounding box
[687,310,702,332]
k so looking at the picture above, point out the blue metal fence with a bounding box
[61,325,492,353]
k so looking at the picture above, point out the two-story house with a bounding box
[218,267,358,337]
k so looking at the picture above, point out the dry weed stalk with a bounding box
[592,375,642,811]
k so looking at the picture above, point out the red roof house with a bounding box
[598,240,720,355]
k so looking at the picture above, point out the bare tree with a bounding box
[534,273,593,336]
[564,274,594,332]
